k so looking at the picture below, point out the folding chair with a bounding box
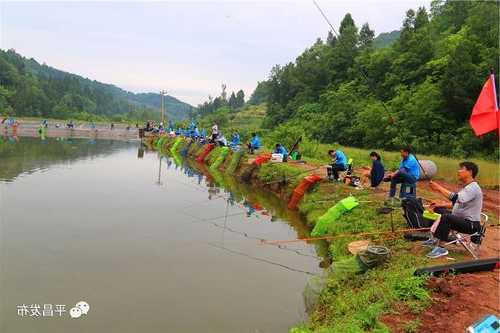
[339,158,353,179]
[445,213,488,260]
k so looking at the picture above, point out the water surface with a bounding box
[0,137,324,333]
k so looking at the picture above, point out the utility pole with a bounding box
[160,90,168,124]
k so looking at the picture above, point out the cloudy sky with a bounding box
[0,0,430,105]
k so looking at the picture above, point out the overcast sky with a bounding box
[0,0,431,105]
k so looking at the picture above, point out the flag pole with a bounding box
[489,67,499,138]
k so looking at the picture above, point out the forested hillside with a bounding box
[247,0,498,158]
[0,49,194,122]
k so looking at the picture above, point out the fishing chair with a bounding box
[445,213,488,260]
[399,182,417,198]
[339,158,353,180]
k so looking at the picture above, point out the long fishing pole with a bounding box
[311,0,429,179]
[260,226,431,245]
[208,243,318,276]
[264,165,324,185]
[182,209,322,259]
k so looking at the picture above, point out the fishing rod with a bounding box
[207,242,318,276]
[311,0,429,179]
[260,226,431,245]
[182,209,322,259]
[263,165,324,185]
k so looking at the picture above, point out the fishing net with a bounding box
[303,273,328,313]
[288,175,322,210]
[170,137,183,153]
[240,163,258,183]
[155,136,167,149]
[303,245,390,313]
[303,257,364,313]
[196,143,215,162]
[180,140,193,156]
[311,196,359,237]
[210,146,230,170]
[357,245,390,269]
[226,150,245,174]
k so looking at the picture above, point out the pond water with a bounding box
[0,137,326,333]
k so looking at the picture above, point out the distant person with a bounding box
[247,133,261,154]
[216,134,228,147]
[231,132,240,146]
[211,123,219,142]
[424,162,483,259]
[327,149,347,181]
[200,128,207,144]
[110,123,115,130]
[193,126,200,141]
[361,152,385,188]
[273,143,288,162]
[135,123,139,128]
[384,146,420,198]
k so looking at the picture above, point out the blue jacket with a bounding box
[274,145,288,157]
[370,159,385,187]
[250,136,261,149]
[334,150,347,168]
[231,133,241,145]
[399,154,420,180]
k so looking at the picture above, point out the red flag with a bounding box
[469,74,499,136]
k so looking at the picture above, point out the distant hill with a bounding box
[373,30,401,48]
[0,49,194,121]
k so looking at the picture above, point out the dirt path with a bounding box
[381,270,500,332]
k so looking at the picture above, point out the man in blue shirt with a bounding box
[247,133,261,154]
[231,132,241,146]
[274,143,288,162]
[327,149,348,181]
[386,146,420,197]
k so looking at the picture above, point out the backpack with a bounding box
[401,197,433,229]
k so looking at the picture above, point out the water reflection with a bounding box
[0,136,135,182]
[154,150,331,264]
[1,137,327,333]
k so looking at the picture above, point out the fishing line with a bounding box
[207,242,318,276]
[261,227,431,245]
[181,209,322,260]
[264,165,324,185]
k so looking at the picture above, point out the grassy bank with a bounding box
[202,104,498,188]
[149,135,444,332]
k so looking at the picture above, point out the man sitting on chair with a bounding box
[327,149,348,181]
[385,146,420,198]
[424,161,483,258]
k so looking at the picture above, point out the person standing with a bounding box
[211,123,219,143]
